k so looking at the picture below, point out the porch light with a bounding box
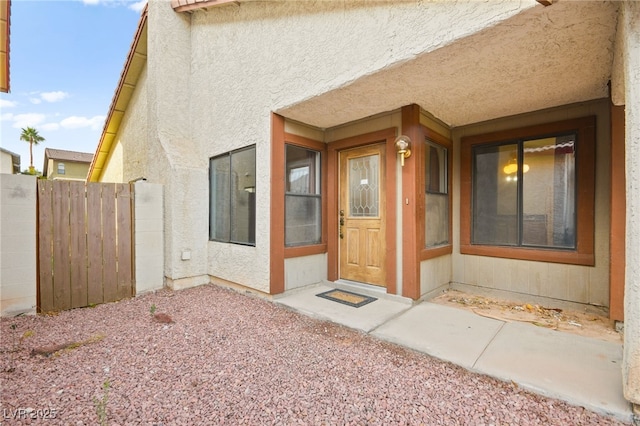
[395,135,412,167]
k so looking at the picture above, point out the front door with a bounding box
[339,143,387,286]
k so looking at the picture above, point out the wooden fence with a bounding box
[37,180,134,312]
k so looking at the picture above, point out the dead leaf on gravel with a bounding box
[31,334,105,357]
[153,313,174,323]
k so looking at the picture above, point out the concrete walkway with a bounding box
[275,282,633,423]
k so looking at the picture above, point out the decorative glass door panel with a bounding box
[349,155,379,217]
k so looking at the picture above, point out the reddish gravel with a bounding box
[0,284,629,425]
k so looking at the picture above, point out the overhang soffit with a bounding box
[278,1,619,129]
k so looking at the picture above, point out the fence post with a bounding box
[134,182,164,294]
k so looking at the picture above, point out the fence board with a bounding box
[86,184,103,306]
[102,183,118,304]
[37,181,135,312]
[37,180,54,312]
[116,184,133,300]
[52,181,71,311]
[69,182,88,309]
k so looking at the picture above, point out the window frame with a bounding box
[460,116,596,266]
[284,143,322,248]
[283,133,327,258]
[420,126,453,260]
[208,145,257,246]
[57,162,65,175]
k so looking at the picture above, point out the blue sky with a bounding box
[0,0,145,172]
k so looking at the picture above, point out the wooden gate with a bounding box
[37,180,134,312]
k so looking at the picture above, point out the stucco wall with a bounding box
[0,174,37,316]
[163,0,535,294]
[620,0,640,408]
[451,99,611,307]
[100,141,124,183]
[100,66,149,184]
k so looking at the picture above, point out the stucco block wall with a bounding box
[450,99,611,307]
[134,182,164,294]
[0,174,37,316]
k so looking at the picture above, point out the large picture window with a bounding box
[285,144,321,247]
[460,116,595,265]
[473,136,576,249]
[209,146,256,245]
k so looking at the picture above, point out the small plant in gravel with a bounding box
[4,324,34,372]
[93,379,110,426]
[149,304,174,323]
[5,324,18,372]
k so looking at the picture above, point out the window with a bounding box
[460,116,595,265]
[209,146,256,245]
[285,144,321,247]
[57,163,65,175]
[425,139,448,247]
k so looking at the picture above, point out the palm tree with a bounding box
[19,127,45,174]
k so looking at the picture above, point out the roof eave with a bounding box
[88,4,148,182]
[0,0,11,93]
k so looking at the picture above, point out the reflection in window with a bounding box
[285,145,321,247]
[472,134,577,249]
[425,140,449,247]
[209,146,256,245]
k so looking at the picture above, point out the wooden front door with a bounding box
[339,143,387,286]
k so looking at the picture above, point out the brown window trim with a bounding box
[283,132,328,259]
[420,126,453,261]
[460,116,596,266]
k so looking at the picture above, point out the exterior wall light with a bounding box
[395,135,412,167]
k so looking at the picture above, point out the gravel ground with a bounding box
[0,284,628,425]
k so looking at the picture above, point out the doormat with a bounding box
[316,289,377,308]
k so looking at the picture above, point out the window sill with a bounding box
[460,244,594,266]
[421,244,452,261]
[284,243,327,259]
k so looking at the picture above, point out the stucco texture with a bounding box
[621,1,640,408]
[179,0,540,293]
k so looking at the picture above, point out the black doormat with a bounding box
[316,289,377,308]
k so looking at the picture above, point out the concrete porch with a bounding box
[275,282,634,423]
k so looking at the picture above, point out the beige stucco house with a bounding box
[88,0,640,410]
[0,147,19,174]
[43,148,93,181]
